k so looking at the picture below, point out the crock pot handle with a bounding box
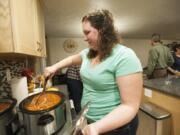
[5,114,23,135]
[37,114,54,126]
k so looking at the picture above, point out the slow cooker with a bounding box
[19,91,66,135]
[0,98,21,135]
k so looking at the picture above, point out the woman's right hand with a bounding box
[82,124,99,135]
[44,65,58,78]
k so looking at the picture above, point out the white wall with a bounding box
[121,39,176,67]
[46,37,179,68]
[46,37,88,65]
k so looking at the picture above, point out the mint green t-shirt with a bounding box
[80,44,142,121]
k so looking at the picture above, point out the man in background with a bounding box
[66,65,83,113]
[146,33,174,79]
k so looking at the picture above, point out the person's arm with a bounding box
[175,71,180,76]
[83,72,143,135]
[167,67,180,76]
[167,67,176,74]
[44,54,82,78]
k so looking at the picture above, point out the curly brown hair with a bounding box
[82,9,119,61]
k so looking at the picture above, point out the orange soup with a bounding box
[0,102,11,112]
[25,93,61,111]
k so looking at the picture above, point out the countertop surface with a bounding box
[143,76,180,98]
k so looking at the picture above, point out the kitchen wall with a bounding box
[0,57,35,97]
[46,37,88,73]
[122,39,179,67]
[0,59,26,97]
[46,37,179,68]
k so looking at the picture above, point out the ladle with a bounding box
[35,77,49,105]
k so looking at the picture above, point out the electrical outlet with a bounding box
[144,88,152,98]
[6,68,11,81]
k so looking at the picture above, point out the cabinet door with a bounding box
[0,0,13,52]
[10,0,37,55]
[35,0,46,57]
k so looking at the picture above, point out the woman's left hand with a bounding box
[82,124,99,135]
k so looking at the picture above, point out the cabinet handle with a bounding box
[37,41,42,52]
[37,41,41,45]
[37,48,40,51]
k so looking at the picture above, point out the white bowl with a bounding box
[28,88,43,96]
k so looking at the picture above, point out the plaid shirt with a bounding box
[66,65,81,80]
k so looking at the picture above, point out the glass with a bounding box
[165,74,172,85]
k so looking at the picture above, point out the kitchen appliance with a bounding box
[0,98,21,135]
[19,91,66,135]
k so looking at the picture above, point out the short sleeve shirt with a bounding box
[80,44,142,121]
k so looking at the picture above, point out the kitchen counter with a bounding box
[143,76,180,98]
[143,77,180,135]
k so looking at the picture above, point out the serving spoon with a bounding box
[35,77,49,105]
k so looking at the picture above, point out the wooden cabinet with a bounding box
[10,0,37,55]
[142,88,180,135]
[34,0,46,57]
[0,0,14,52]
[0,0,46,57]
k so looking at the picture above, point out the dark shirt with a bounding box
[171,54,180,71]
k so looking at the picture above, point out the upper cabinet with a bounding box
[0,0,46,57]
[34,0,46,57]
[0,0,14,53]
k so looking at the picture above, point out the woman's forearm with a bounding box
[93,103,139,134]
[52,54,82,71]
[44,54,82,78]
[53,56,73,70]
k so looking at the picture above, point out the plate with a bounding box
[47,87,59,91]
[28,88,43,96]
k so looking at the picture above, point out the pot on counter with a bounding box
[0,98,21,135]
[19,91,66,135]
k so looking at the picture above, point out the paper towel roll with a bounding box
[11,77,29,106]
